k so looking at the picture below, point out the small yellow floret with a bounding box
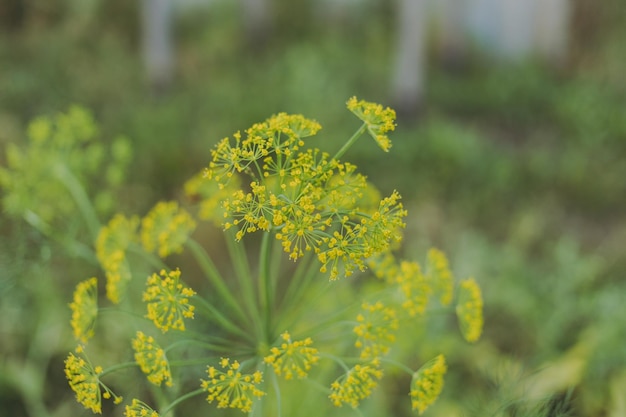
[410,354,447,415]
[69,277,98,344]
[132,331,173,386]
[201,358,265,413]
[456,278,484,343]
[143,268,196,333]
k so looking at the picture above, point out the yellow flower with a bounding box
[410,354,447,415]
[353,302,398,360]
[456,278,484,343]
[397,261,432,316]
[264,331,319,379]
[346,96,396,152]
[69,277,98,344]
[200,358,265,413]
[132,331,173,386]
[426,248,454,306]
[95,214,139,303]
[141,201,196,258]
[143,269,196,333]
[125,399,159,417]
[329,360,383,408]
[184,170,242,224]
[64,347,122,414]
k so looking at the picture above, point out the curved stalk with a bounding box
[332,123,367,162]
[185,238,248,324]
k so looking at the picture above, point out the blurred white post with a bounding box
[242,0,272,48]
[431,0,469,68]
[391,0,426,117]
[534,0,570,64]
[141,0,175,92]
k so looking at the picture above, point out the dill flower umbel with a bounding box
[264,331,320,379]
[397,261,432,317]
[456,278,484,343]
[201,358,265,413]
[96,214,139,303]
[125,398,160,417]
[354,301,399,360]
[426,248,454,306]
[346,96,396,152]
[132,331,173,386]
[410,354,447,415]
[64,347,122,414]
[143,269,196,333]
[141,201,196,258]
[329,360,384,408]
[69,277,98,344]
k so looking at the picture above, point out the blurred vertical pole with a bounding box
[534,0,570,65]
[433,0,469,70]
[141,0,175,94]
[242,0,272,49]
[391,0,426,119]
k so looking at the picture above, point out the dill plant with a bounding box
[1,99,484,416]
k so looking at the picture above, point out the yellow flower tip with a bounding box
[329,361,383,408]
[201,358,265,412]
[143,269,196,333]
[353,302,398,360]
[132,331,173,387]
[264,332,319,380]
[456,278,484,343]
[125,399,160,417]
[64,350,120,414]
[410,355,447,415]
[346,96,397,152]
[427,248,454,307]
[96,214,139,303]
[140,201,196,258]
[69,277,99,344]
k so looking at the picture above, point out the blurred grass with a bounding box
[1,1,626,416]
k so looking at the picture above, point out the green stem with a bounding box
[277,251,317,320]
[332,123,367,162]
[160,388,205,417]
[127,242,169,271]
[23,210,97,263]
[100,361,138,377]
[53,162,101,240]
[224,231,263,339]
[379,357,415,375]
[185,238,248,324]
[194,296,254,343]
[258,231,273,343]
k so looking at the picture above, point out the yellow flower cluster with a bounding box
[131,331,173,386]
[346,96,396,152]
[64,347,122,414]
[143,269,196,332]
[397,261,432,317]
[141,201,196,258]
[410,354,447,415]
[0,106,101,225]
[184,170,242,224]
[204,111,406,280]
[264,331,320,380]
[95,214,139,303]
[426,248,454,306]
[124,399,159,417]
[456,278,484,343]
[329,360,383,408]
[353,301,398,360]
[200,358,265,413]
[69,277,98,344]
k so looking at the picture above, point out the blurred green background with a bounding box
[1,0,625,416]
